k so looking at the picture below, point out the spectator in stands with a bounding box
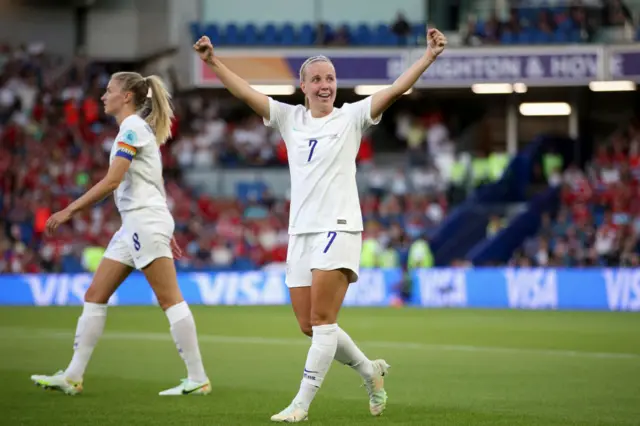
[487,214,505,237]
[407,234,434,269]
[595,210,619,265]
[534,236,551,266]
[390,169,408,196]
[461,16,482,46]
[570,2,597,42]
[330,25,350,46]
[314,23,332,45]
[425,112,454,176]
[425,194,446,226]
[405,116,426,166]
[537,9,556,37]
[391,12,412,45]
[482,12,502,44]
[411,164,443,195]
[602,0,633,27]
[365,167,387,198]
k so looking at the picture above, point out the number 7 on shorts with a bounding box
[323,231,337,253]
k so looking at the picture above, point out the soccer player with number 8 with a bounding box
[30,72,211,397]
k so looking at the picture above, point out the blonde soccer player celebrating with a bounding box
[194,28,446,422]
[30,72,211,396]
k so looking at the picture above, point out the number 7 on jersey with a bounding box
[308,139,318,162]
[323,231,337,253]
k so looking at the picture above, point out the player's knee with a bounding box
[299,323,313,337]
[310,310,337,326]
[83,284,111,304]
[156,294,183,311]
[154,284,184,310]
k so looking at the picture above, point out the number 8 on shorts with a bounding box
[132,233,141,251]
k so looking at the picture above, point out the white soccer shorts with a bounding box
[285,231,362,288]
[103,208,174,270]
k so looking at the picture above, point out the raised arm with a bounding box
[194,36,270,120]
[370,28,447,120]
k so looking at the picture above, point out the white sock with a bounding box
[64,302,107,382]
[334,326,375,379]
[166,301,207,383]
[293,323,338,411]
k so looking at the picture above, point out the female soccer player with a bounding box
[30,72,211,396]
[194,27,446,422]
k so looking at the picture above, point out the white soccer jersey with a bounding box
[264,96,380,235]
[109,114,167,213]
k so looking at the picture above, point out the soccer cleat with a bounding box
[364,359,390,416]
[270,404,309,423]
[158,378,211,396]
[31,370,83,395]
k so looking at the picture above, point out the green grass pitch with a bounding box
[1,306,639,425]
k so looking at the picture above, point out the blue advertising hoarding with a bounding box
[0,268,638,311]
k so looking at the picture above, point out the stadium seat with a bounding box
[373,23,391,45]
[412,23,424,38]
[501,31,516,44]
[298,23,315,45]
[262,23,279,45]
[569,29,582,43]
[517,30,533,44]
[550,6,567,17]
[204,24,223,44]
[533,30,553,44]
[281,23,296,45]
[244,24,259,45]
[225,23,242,45]
[557,18,574,32]
[353,23,372,45]
[190,22,201,42]
[236,181,268,203]
[519,8,538,25]
[387,33,400,46]
[554,29,569,43]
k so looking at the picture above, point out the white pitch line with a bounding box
[3,327,639,360]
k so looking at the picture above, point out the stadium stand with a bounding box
[3,0,639,274]
[509,117,640,268]
[189,1,639,46]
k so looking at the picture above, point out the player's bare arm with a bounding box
[370,28,447,119]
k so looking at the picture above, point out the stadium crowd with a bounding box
[511,119,640,268]
[461,0,636,45]
[3,0,637,274]
[194,0,639,47]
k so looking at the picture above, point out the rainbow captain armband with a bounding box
[115,142,137,161]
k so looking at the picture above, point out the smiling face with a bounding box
[300,59,337,114]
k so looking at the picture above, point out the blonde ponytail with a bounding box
[144,75,174,145]
[112,72,175,145]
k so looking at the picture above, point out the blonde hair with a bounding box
[111,71,174,145]
[298,55,333,109]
